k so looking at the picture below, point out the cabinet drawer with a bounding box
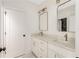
[39,47,47,58]
[32,38,40,57]
[48,48,65,58]
[40,47,47,53]
[56,53,65,58]
[39,40,47,48]
[32,38,40,47]
[32,46,39,56]
[48,48,56,58]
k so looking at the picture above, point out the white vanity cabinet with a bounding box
[32,37,48,58]
[56,53,65,58]
[32,35,75,58]
[32,38,40,57]
[48,44,65,58]
[48,50,64,58]
[48,49,63,58]
[39,40,48,58]
[48,48,56,58]
[32,38,65,58]
[48,43,75,58]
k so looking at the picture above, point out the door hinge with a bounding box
[5,11,7,15]
[5,32,6,35]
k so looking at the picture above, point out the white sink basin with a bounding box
[57,37,75,49]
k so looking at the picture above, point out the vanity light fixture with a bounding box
[38,8,47,15]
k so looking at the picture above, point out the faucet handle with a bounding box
[0,48,3,52]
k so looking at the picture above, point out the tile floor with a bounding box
[0,51,36,58]
[17,52,36,58]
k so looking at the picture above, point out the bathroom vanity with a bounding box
[31,33,75,58]
[32,0,76,58]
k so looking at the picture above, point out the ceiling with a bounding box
[28,0,46,5]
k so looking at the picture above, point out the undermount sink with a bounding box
[32,32,75,49]
[56,36,75,49]
[57,36,68,43]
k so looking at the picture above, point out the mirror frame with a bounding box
[57,0,71,32]
[39,8,48,31]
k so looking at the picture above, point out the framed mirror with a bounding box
[39,8,48,31]
[57,0,75,32]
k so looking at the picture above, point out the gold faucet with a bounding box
[64,33,68,41]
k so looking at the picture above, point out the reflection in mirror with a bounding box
[59,18,67,32]
[57,0,75,49]
[57,1,75,32]
[39,8,48,32]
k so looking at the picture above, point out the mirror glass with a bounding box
[40,12,48,31]
[57,3,75,32]
[39,8,48,31]
[57,1,75,49]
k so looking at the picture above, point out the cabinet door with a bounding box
[48,48,65,58]
[32,38,48,58]
[32,38,40,57]
[56,53,65,58]
[39,47,47,58]
[39,40,47,58]
[48,48,56,58]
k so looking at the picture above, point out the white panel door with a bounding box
[5,9,27,58]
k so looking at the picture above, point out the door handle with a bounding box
[3,47,6,51]
[0,47,6,54]
[0,48,3,52]
[3,47,6,54]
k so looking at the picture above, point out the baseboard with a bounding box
[31,51,38,58]
[14,53,26,58]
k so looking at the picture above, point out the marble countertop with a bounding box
[31,33,75,52]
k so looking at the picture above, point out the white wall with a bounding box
[38,0,58,34]
[0,0,4,48]
[0,0,1,47]
[48,5,58,34]
[4,0,39,33]
[76,0,79,57]
[58,5,75,19]
[68,15,75,32]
